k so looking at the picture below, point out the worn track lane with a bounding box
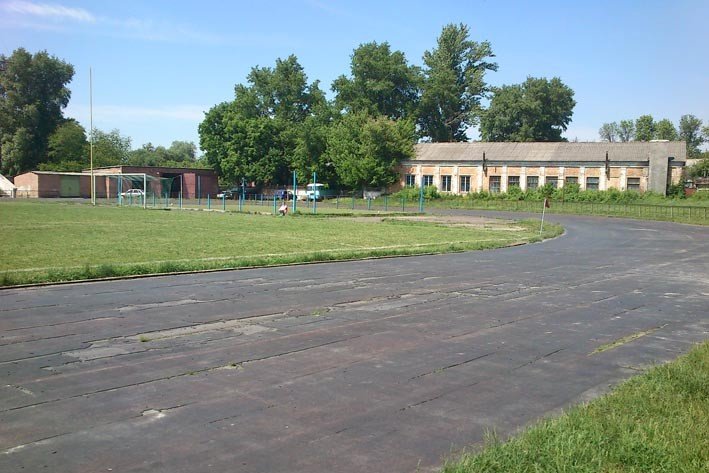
[1,213,708,472]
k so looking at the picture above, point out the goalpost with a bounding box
[95,173,178,208]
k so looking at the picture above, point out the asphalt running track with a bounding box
[1,212,708,473]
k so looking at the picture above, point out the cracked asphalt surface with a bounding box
[1,212,708,472]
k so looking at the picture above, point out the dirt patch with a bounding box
[346,215,526,231]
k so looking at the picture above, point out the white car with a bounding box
[121,189,144,197]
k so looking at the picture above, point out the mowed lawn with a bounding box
[0,201,561,286]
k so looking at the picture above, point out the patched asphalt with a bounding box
[1,212,708,472]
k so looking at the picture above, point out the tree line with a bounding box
[199,24,577,189]
[0,48,200,177]
[599,115,709,157]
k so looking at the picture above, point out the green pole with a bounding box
[292,170,297,214]
[336,196,339,209]
[352,195,355,210]
[152,192,155,207]
[402,197,405,212]
[312,171,317,214]
[273,195,277,215]
[207,194,211,210]
[367,197,371,210]
[179,191,182,209]
[419,185,424,213]
[197,175,201,206]
[222,194,225,211]
[384,195,388,211]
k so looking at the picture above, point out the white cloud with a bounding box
[2,1,227,44]
[3,1,95,22]
[66,104,206,123]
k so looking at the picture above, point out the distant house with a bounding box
[397,141,686,196]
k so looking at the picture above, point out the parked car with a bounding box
[305,183,336,201]
[274,189,293,200]
[217,186,260,199]
[121,189,144,198]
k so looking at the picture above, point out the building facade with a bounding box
[398,142,686,196]
[13,166,218,199]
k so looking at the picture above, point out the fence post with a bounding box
[402,197,405,212]
[384,195,388,211]
[207,194,211,210]
[273,195,277,215]
[336,196,339,209]
[222,195,225,211]
[352,195,355,210]
[367,198,372,210]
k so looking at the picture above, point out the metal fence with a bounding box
[111,191,708,224]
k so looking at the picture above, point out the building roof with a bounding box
[411,141,687,164]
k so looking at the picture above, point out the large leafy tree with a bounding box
[92,128,131,167]
[678,114,705,158]
[418,23,497,142]
[127,141,199,167]
[200,55,329,185]
[634,115,655,141]
[0,48,74,176]
[599,122,619,142]
[618,119,635,142]
[480,77,575,142]
[38,119,88,171]
[654,118,678,141]
[332,42,421,120]
[325,112,415,191]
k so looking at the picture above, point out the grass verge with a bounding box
[443,341,709,473]
[0,201,562,287]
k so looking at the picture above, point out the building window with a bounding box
[489,176,501,193]
[405,174,415,187]
[565,176,578,185]
[440,175,452,192]
[423,175,434,187]
[586,176,599,190]
[460,175,471,193]
[627,177,640,191]
[526,176,539,190]
[508,176,520,189]
[546,176,558,188]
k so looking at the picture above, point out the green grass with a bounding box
[0,201,562,286]
[425,199,709,225]
[443,341,709,473]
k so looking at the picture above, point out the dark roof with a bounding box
[411,141,687,163]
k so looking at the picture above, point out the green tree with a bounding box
[599,122,619,142]
[0,48,74,175]
[618,119,635,142]
[236,55,325,123]
[332,42,421,120]
[92,129,131,167]
[200,55,329,186]
[654,118,678,141]
[678,114,705,158]
[418,23,497,142]
[480,77,575,142]
[634,115,655,141]
[326,112,415,191]
[39,119,88,171]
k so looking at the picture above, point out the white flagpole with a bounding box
[90,67,95,205]
[540,198,547,236]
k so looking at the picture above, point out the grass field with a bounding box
[443,341,709,473]
[0,201,562,286]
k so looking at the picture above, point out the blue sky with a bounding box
[2,0,707,152]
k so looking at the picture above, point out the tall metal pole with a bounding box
[143,173,147,209]
[312,171,317,214]
[292,170,297,214]
[90,67,95,205]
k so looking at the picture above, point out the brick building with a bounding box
[13,166,218,199]
[398,141,685,196]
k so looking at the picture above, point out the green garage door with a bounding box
[60,176,80,197]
